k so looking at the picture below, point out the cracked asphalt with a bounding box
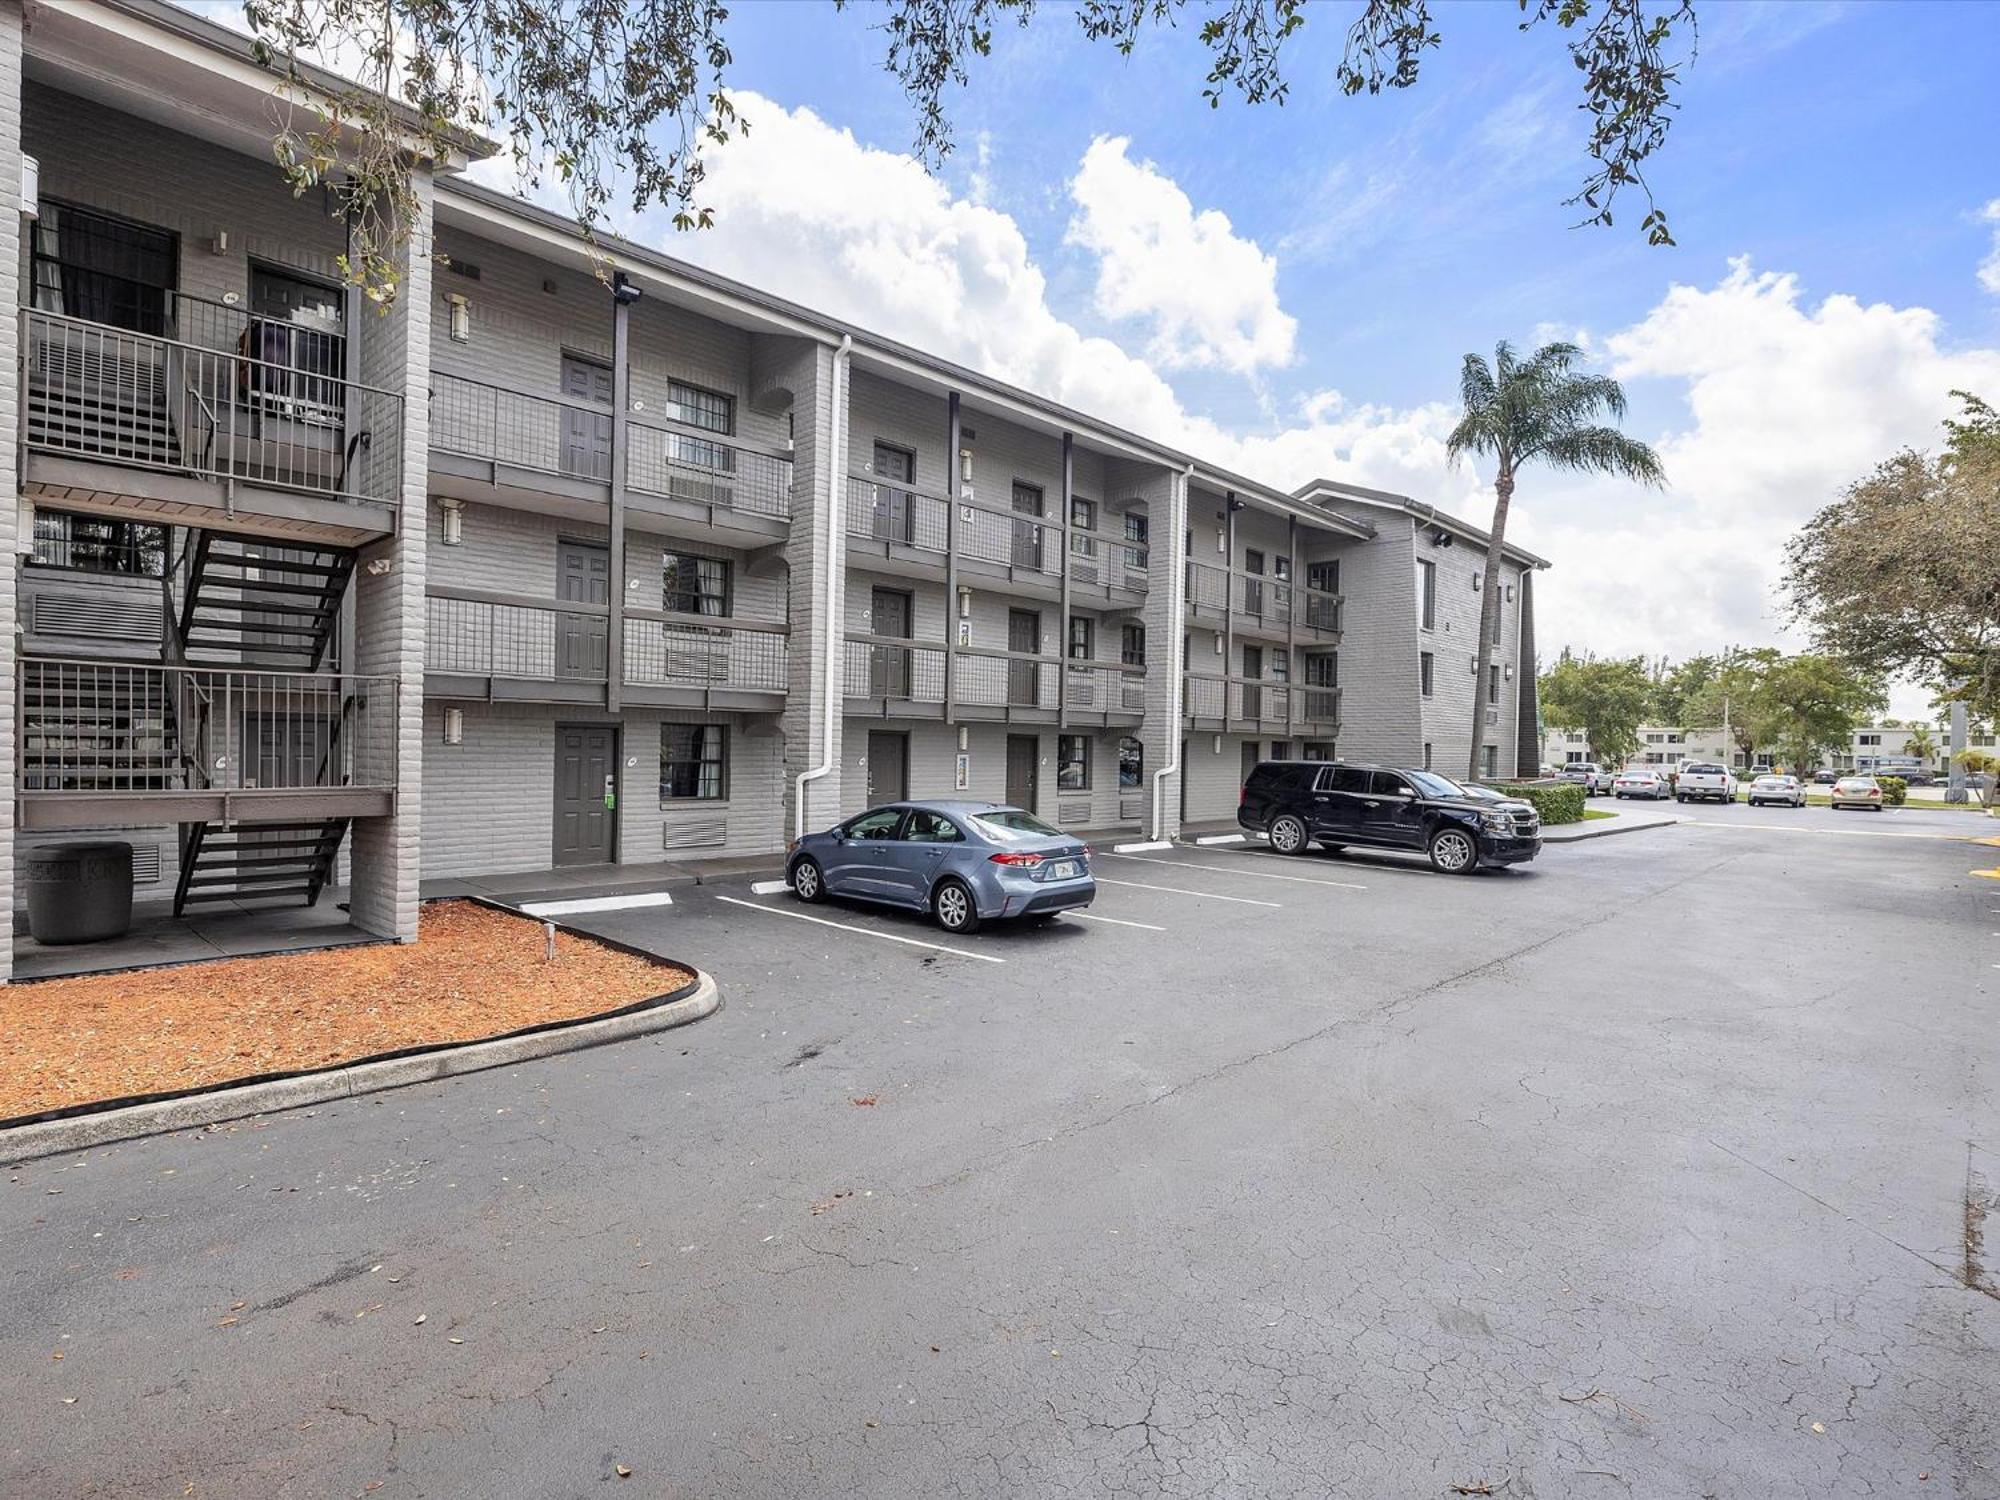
[4,815,1998,1498]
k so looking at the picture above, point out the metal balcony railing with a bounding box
[1185,560,1229,612]
[1301,588,1344,634]
[844,475,951,553]
[22,308,403,505]
[957,651,1059,710]
[626,419,793,519]
[1062,663,1148,714]
[1183,674,1340,730]
[843,637,947,701]
[1066,535,1150,592]
[426,592,605,681]
[19,657,396,795]
[622,614,789,692]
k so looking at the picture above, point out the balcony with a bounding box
[840,635,1142,726]
[1184,674,1340,736]
[21,305,403,542]
[1065,533,1150,600]
[18,657,398,830]
[1182,561,1341,639]
[429,373,794,546]
[424,589,788,711]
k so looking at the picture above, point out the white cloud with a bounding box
[1065,135,1296,375]
[1979,198,2000,295]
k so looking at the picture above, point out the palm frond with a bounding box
[1537,425,1666,485]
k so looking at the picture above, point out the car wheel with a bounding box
[791,857,826,903]
[932,877,981,934]
[1269,814,1309,856]
[1428,827,1479,875]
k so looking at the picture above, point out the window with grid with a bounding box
[662,552,731,617]
[1419,560,1437,630]
[1071,496,1097,531]
[30,511,166,576]
[666,380,735,470]
[1420,651,1434,697]
[1057,734,1091,790]
[1117,736,1143,788]
[1121,622,1146,666]
[1068,616,1095,660]
[32,201,176,334]
[661,724,727,801]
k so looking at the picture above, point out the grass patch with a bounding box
[1580,808,1618,820]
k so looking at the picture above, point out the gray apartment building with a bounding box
[0,0,1548,981]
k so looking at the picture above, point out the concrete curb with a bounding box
[1540,814,1684,843]
[0,969,720,1166]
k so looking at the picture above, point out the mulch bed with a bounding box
[0,900,691,1123]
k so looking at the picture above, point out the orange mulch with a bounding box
[0,900,691,1122]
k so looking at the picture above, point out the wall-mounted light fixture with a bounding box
[957,587,971,618]
[611,270,643,306]
[1504,663,1514,680]
[1212,734,1223,754]
[442,707,464,745]
[958,447,974,484]
[439,497,463,546]
[445,292,471,343]
[957,725,970,752]
[211,228,229,256]
[365,557,395,577]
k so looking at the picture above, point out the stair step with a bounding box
[180,885,315,904]
[201,555,351,579]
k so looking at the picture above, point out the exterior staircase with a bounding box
[173,818,350,916]
[19,660,190,792]
[177,532,353,669]
[24,339,181,470]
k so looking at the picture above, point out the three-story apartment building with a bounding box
[0,0,1548,980]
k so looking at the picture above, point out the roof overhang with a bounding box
[1293,477,1551,568]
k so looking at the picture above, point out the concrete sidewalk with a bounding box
[1541,806,1683,842]
[422,852,787,904]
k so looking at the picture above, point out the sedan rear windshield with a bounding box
[969,808,1063,841]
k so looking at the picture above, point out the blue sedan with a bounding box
[786,800,1095,933]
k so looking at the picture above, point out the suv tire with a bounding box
[791,857,826,903]
[932,877,981,934]
[1428,826,1479,875]
[1269,814,1309,855]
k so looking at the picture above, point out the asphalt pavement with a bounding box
[4,817,1997,1498]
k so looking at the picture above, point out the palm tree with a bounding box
[1903,724,1936,765]
[1447,341,1665,782]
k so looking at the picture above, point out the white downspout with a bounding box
[795,335,852,838]
[1150,463,1194,839]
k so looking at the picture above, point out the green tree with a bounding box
[1648,652,1719,728]
[1903,724,1936,762]
[1539,651,1651,768]
[1684,648,1770,763]
[1743,654,1887,776]
[242,0,1702,302]
[1448,342,1665,780]
[1785,393,2000,722]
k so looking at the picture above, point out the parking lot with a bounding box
[6,819,1999,1497]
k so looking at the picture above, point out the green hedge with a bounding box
[1501,780,1587,825]
[1878,775,1908,806]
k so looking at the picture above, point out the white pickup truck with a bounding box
[1674,760,1738,804]
[1557,762,1615,796]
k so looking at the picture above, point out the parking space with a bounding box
[11,818,1997,1498]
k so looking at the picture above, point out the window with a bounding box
[662,552,730,616]
[1057,734,1091,790]
[1857,734,1880,747]
[904,809,963,843]
[845,807,905,840]
[1423,742,1434,770]
[1303,741,1335,762]
[1307,559,1340,594]
[1117,736,1143,789]
[1271,740,1295,761]
[1419,560,1437,629]
[1369,770,1412,797]
[1420,651,1434,698]
[32,201,176,334]
[248,264,347,417]
[1244,548,1265,575]
[661,724,727,801]
[1488,664,1500,705]
[665,380,735,470]
[1070,496,1098,531]
[1481,744,1498,778]
[1121,622,1146,667]
[1068,616,1095,660]
[30,511,165,575]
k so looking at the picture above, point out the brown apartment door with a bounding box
[1011,482,1044,570]
[556,539,609,679]
[1240,643,1264,720]
[553,724,618,865]
[1006,734,1038,811]
[870,443,916,544]
[869,587,913,698]
[560,355,614,481]
[866,730,909,806]
[1008,608,1040,707]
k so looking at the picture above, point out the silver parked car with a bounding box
[1611,768,1670,800]
[1746,774,1806,808]
[787,801,1094,933]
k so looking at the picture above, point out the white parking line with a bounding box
[1063,910,1167,932]
[1095,877,1281,908]
[520,891,674,917]
[1688,820,1978,842]
[1102,851,1367,890]
[711,895,1004,963]
[1112,840,1174,853]
[749,879,791,895]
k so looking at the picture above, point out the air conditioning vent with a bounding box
[661,815,726,851]
[1059,797,1092,824]
[132,844,161,885]
[32,591,160,642]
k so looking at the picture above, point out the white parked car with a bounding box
[1675,761,1738,804]
[1746,774,1806,808]
[1612,769,1670,800]
[1558,762,1615,795]
[1830,775,1885,811]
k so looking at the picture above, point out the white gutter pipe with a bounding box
[1150,463,1194,839]
[795,335,852,838]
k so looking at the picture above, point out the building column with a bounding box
[1126,460,1186,839]
[763,337,844,837]
[0,0,23,982]
[1514,568,1540,778]
[348,168,435,940]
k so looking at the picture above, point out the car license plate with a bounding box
[1047,860,1078,880]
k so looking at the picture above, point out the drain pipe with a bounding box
[1150,463,1194,839]
[795,335,852,839]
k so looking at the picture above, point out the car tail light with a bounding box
[988,851,1045,866]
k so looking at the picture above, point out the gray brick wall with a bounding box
[0,4,22,979]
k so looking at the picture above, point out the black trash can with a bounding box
[24,841,134,945]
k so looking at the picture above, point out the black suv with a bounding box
[1238,760,1542,874]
